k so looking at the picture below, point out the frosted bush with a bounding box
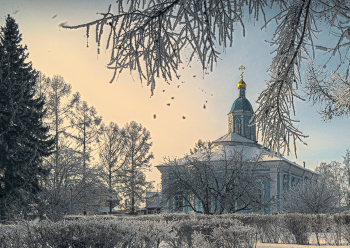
[0,224,27,247]
[282,213,311,245]
[1,213,349,247]
[138,220,176,248]
[0,217,176,247]
[211,225,255,248]
[342,216,350,244]
[191,231,211,248]
[251,215,281,243]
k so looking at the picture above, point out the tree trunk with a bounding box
[109,165,112,214]
[131,158,135,214]
[83,112,86,215]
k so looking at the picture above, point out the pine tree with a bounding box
[0,15,54,221]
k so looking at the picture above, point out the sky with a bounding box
[1,0,350,187]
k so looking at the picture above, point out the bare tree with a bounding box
[281,178,340,214]
[37,142,82,220]
[98,122,126,214]
[120,121,154,214]
[315,161,347,208]
[344,149,350,210]
[33,74,82,219]
[162,141,272,214]
[189,139,206,155]
[67,100,102,215]
[313,151,350,211]
[63,0,350,157]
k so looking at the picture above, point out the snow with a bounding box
[256,243,349,248]
[169,143,319,175]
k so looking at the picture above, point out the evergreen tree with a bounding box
[0,15,54,221]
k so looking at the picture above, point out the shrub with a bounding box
[282,213,310,245]
[1,213,350,247]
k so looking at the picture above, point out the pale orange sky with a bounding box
[2,1,350,186]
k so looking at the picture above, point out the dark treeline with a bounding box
[0,15,154,222]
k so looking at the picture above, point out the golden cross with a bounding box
[238,65,246,77]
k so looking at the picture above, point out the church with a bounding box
[156,66,319,214]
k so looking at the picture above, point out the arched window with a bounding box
[235,119,241,135]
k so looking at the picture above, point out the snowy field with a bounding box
[157,241,350,248]
[256,244,350,248]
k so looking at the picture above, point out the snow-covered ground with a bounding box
[158,242,350,248]
[257,244,350,248]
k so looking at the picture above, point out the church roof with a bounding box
[162,143,319,175]
[213,132,257,145]
[229,97,254,113]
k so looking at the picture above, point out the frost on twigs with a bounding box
[254,0,312,157]
[254,0,350,157]
[305,61,350,121]
[63,0,350,156]
[281,178,339,214]
[62,0,267,95]
[162,143,272,215]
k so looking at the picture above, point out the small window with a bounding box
[235,119,241,135]
[174,195,183,211]
[245,122,250,136]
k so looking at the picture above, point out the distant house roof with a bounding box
[98,207,119,213]
[146,193,162,209]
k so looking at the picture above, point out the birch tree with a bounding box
[63,0,350,157]
[162,141,272,214]
[120,121,154,214]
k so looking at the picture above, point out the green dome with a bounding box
[228,97,253,113]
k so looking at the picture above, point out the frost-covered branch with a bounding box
[63,0,266,95]
[64,0,350,157]
[305,61,350,120]
[254,0,312,157]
